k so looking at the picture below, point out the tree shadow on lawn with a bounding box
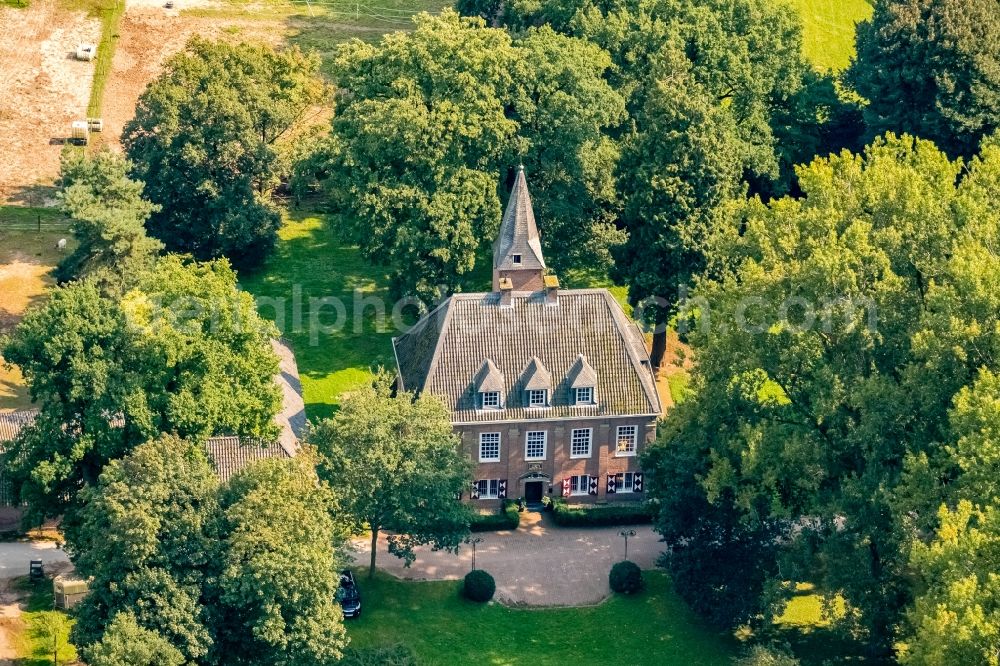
[241,211,404,422]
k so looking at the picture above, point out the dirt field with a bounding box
[101,3,288,146]
[0,229,70,412]
[0,1,101,205]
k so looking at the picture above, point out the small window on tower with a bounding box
[512,254,522,265]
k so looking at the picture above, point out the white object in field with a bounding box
[87,117,103,132]
[56,238,67,251]
[70,120,89,145]
[75,43,96,61]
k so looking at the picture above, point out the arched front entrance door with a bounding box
[519,471,551,505]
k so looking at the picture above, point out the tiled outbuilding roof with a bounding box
[0,410,291,490]
[204,436,291,483]
[393,289,660,423]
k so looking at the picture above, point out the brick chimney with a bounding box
[499,277,514,308]
[544,275,559,307]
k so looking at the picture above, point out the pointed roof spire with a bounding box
[493,165,545,274]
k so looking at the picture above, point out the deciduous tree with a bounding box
[70,436,220,662]
[83,612,186,666]
[310,373,473,578]
[3,255,280,521]
[848,0,1000,158]
[216,454,349,665]
[124,38,325,269]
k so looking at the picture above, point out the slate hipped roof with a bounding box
[393,290,660,422]
[394,168,660,423]
[493,166,545,273]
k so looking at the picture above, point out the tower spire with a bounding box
[492,166,545,292]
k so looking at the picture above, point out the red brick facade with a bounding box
[458,415,656,507]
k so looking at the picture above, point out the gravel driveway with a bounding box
[0,540,71,580]
[350,511,664,606]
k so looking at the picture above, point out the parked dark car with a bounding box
[337,569,362,618]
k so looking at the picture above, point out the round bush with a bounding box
[609,560,643,594]
[464,569,496,602]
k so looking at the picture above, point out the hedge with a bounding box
[470,500,520,532]
[551,500,654,527]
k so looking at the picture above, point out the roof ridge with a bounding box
[600,291,661,415]
[420,297,456,394]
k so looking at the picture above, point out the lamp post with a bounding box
[468,536,483,571]
[618,529,636,561]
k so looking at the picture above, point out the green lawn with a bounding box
[782,0,873,71]
[346,570,737,665]
[241,212,401,420]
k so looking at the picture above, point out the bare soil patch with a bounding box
[0,0,101,204]
[100,5,287,146]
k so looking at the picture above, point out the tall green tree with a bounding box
[71,436,220,662]
[326,11,625,299]
[3,255,280,521]
[54,147,162,286]
[215,454,349,665]
[645,135,1000,654]
[83,612,186,666]
[123,38,325,269]
[848,0,1000,158]
[310,373,473,578]
[898,501,1000,665]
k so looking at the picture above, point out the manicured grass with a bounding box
[240,212,399,421]
[345,570,738,665]
[782,0,873,71]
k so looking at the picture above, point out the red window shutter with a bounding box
[561,478,571,497]
[588,476,598,495]
[498,479,507,499]
[633,473,644,493]
[606,474,616,494]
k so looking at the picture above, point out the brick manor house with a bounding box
[392,167,661,506]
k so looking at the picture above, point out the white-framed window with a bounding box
[616,425,638,456]
[570,474,591,496]
[479,432,501,462]
[525,431,547,460]
[570,428,592,458]
[615,472,637,493]
[513,254,522,265]
[574,386,594,405]
[528,389,548,407]
[475,479,500,499]
[481,391,501,410]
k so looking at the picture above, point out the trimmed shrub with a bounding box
[551,500,654,527]
[470,500,520,532]
[609,560,643,594]
[464,569,496,602]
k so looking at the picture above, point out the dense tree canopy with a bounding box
[215,454,349,665]
[54,148,162,286]
[3,255,280,521]
[310,373,473,577]
[848,0,1000,159]
[326,11,625,299]
[71,436,220,662]
[124,38,325,269]
[644,135,1000,654]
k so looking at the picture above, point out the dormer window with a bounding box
[528,389,547,407]
[512,254,522,265]
[575,386,594,405]
[481,391,501,410]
